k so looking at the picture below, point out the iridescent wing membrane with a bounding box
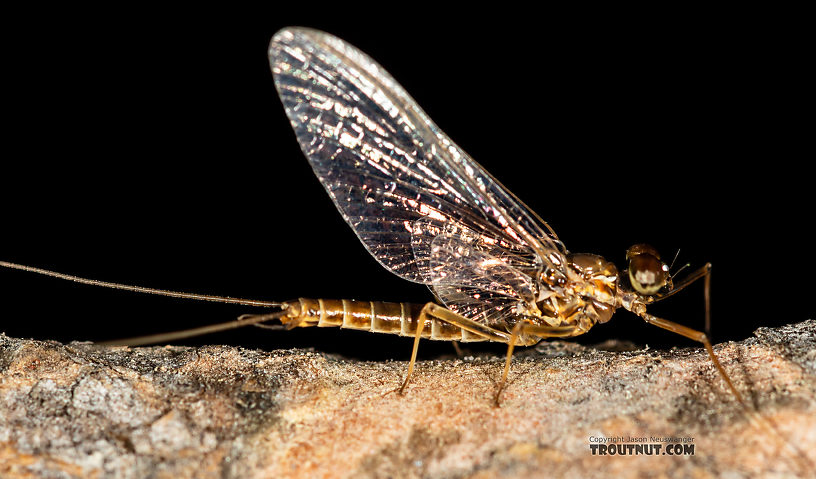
[269,27,565,327]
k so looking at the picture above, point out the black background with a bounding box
[1,6,810,359]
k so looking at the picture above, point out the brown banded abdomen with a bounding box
[281,298,488,342]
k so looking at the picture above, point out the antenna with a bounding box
[668,248,681,271]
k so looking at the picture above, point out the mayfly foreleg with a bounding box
[496,320,578,406]
[638,313,743,405]
[637,311,814,473]
[652,262,713,338]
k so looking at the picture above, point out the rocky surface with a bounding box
[1,320,815,478]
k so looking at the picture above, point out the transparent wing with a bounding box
[410,217,542,277]
[433,284,522,329]
[427,228,536,330]
[269,28,564,300]
[269,28,564,322]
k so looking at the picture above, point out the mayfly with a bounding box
[0,27,741,409]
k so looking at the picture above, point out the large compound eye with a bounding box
[626,243,661,260]
[626,244,669,295]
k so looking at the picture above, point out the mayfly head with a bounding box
[624,244,671,296]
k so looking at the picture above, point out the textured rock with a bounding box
[1,321,815,478]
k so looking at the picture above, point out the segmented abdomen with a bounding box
[281,298,488,342]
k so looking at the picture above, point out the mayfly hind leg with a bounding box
[398,303,511,395]
[397,305,577,408]
[496,320,577,407]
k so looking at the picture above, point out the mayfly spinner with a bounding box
[0,27,741,409]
